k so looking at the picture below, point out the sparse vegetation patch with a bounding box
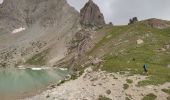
[26,50,49,66]
[161,89,170,94]
[123,84,129,90]
[126,79,133,84]
[98,95,112,100]
[142,93,157,100]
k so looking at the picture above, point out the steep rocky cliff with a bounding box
[0,0,80,67]
[80,0,105,27]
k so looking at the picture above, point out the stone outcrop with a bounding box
[146,18,170,29]
[80,0,105,27]
[128,17,138,25]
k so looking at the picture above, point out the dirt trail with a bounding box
[24,67,170,100]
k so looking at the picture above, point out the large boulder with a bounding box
[80,0,105,27]
[128,17,138,25]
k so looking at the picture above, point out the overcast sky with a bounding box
[0,0,170,25]
[67,0,170,25]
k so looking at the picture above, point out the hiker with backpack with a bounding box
[143,64,148,75]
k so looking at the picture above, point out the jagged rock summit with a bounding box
[80,0,105,27]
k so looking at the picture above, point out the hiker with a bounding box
[143,64,148,75]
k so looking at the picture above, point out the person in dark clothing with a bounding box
[143,64,148,75]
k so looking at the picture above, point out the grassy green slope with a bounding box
[89,20,170,86]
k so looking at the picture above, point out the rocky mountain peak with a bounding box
[80,0,105,27]
[0,0,80,67]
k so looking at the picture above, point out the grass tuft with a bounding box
[126,79,133,84]
[98,95,112,100]
[161,89,170,94]
[142,93,157,100]
[123,84,129,90]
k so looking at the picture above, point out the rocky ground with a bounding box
[24,67,170,100]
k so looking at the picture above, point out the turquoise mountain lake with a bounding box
[0,68,71,95]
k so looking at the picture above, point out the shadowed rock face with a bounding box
[0,0,80,67]
[80,0,105,27]
[0,0,79,33]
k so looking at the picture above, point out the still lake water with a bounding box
[0,68,70,94]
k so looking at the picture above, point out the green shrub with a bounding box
[161,89,170,94]
[142,93,157,100]
[125,97,131,100]
[98,95,111,100]
[123,84,129,90]
[126,79,133,84]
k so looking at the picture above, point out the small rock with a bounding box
[146,85,153,89]
[88,56,93,60]
[106,35,112,39]
[164,44,170,49]
[98,83,102,85]
[65,74,71,80]
[46,94,50,98]
[98,69,102,71]
[91,83,96,86]
[113,77,118,79]
[92,57,103,65]
[167,64,170,68]
[85,67,93,73]
[106,90,111,95]
[160,48,166,52]
[146,33,150,37]
[81,65,85,68]
[50,85,56,89]
[137,39,144,45]
[141,93,144,96]
[154,89,158,92]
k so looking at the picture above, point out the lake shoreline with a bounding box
[0,67,71,100]
[23,67,170,100]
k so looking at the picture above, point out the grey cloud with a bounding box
[0,0,3,4]
[67,0,170,25]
